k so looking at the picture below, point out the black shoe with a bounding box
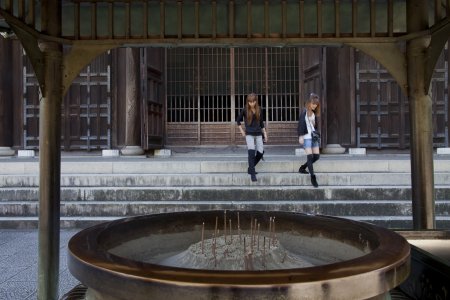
[298,165,308,174]
[250,174,257,182]
[248,168,258,175]
[311,175,318,188]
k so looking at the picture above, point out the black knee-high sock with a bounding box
[255,151,264,166]
[248,149,257,181]
[306,154,314,175]
[312,154,320,163]
[301,154,318,170]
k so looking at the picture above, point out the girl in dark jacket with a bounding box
[237,93,268,182]
[298,93,321,187]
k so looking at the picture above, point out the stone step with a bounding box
[2,200,450,217]
[1,215,450,230]
[1,154,448,229]
[1,158,449,175]
[2,186,450,202]
[0,173,449,187]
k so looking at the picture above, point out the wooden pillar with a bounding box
[0,38,15,156]
[407,0,435,229]
[322,47,348,154]
[37,40,63,300]
[121,47,144,155]
[38,1,63,299]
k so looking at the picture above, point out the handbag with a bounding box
[311,131,321,142]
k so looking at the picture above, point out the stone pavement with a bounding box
[0,229,80,300]
[1,229,450,300]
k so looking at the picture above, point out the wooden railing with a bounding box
[1,0,450,44]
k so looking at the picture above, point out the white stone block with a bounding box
[437,148,450,155]
[295,148,306,156]
[102,149,120,157]
[18,150,35,158]
[321,144,346,154]
[154,149,172,157]
[121,146,144,156]
[348,148,366,155]
[0,147,15,156]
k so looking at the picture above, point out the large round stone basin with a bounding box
[68,211,410,300]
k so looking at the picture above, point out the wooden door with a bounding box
[355,49,408,149]
[300,47,326,145]
[166,48,232,145]
[23,48,112,151]
[23,52,41,149]
[431,42,449,147]
[231,47,303,145]
[165,47,313,146]
[355,42,449,149]
[142,48,164,149]
[63,51,112,150]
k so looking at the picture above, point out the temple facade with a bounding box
[1,38,448,153]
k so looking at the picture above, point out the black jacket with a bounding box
[236,108,265,136]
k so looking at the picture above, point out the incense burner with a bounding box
[68,211,410,300]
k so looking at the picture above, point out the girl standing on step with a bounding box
[237,93,268,182]
[298,93,321,188]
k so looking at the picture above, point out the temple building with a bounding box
[1,41,448,152]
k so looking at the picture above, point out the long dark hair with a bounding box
[245,93,261,124]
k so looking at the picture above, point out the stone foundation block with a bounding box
[349,148,366,155]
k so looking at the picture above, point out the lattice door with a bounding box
[431,42,449,147]
[166,48,231,145]
[23,49,40,149]
[142,49,164,149]
[166,47,302,145]
[23,49,112,150]
[356,50,409,149]
[356,43,449,149]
